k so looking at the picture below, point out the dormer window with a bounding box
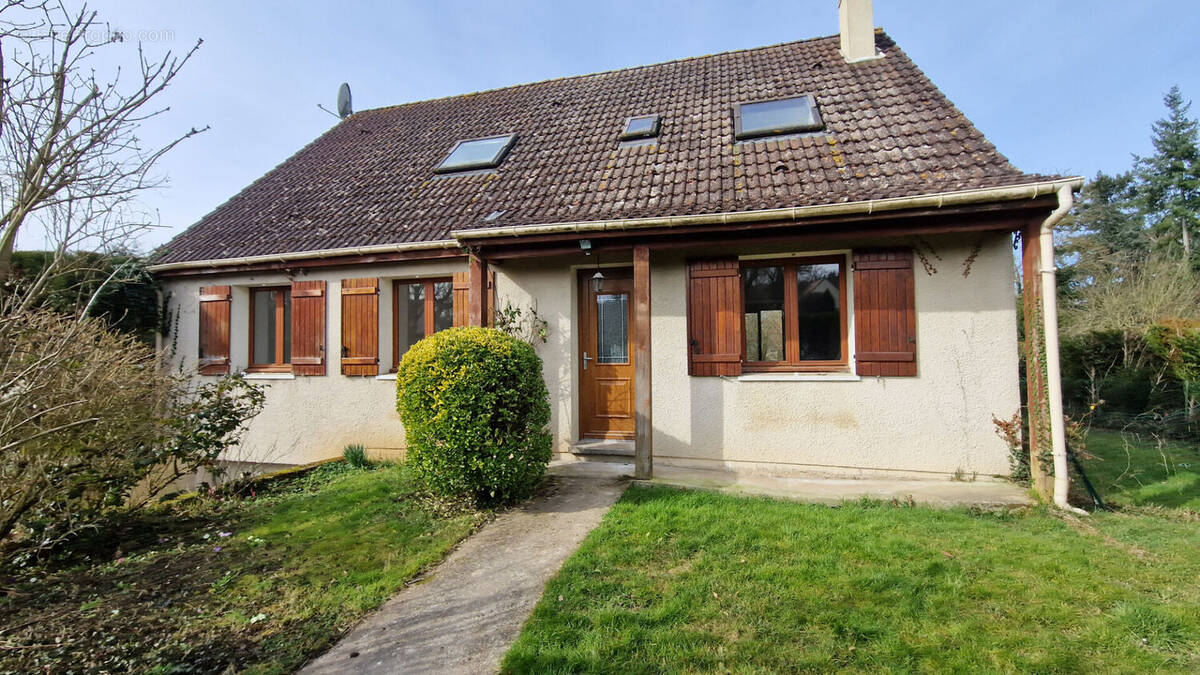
[434,134,517,173]
[733,95,823,140]
[620,114,661,141]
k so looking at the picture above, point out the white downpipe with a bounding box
[1039,184,1085,513]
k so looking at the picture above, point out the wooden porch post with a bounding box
[633,245,653,479]
[1021,220,1053,499]
[468,252,488,327]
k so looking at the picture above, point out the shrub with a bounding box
[343,443,371,469]
[397,326,551,504]
[992,412,1030,485]
[0,309,264,559]
[1146,318,1200,412]
[493,301,549,345]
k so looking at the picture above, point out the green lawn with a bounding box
[502,486,1200,673]
[1079,429,1200,510]
[0,462,486,673]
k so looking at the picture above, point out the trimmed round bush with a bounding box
[397,326,552,504]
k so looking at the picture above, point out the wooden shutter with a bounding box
[290,280,326,376]
[852,248,917,376]
[340,277,379,376]
[451,270,495,327]
[686,258,743,376]
[451,272,470,327]
[198,285,231,375]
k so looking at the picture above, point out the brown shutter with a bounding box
[290,280,326,376]
[487,268,496,327]
[451,272,470,327]
[198,285,231,375]
[686,258,743,376]
[853,248,917,376]
[340,277,379,376]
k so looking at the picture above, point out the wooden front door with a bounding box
[579,269,635,440]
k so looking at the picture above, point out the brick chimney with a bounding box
[839,0,879,62]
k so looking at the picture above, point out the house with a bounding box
[151,0,1082,485]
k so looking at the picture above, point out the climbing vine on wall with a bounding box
[908,235,987,278]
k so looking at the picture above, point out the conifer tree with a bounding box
[1135,85,1200,262]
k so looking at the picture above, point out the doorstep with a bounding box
[571,438,634,457]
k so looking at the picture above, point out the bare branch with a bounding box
[0,0,205,306]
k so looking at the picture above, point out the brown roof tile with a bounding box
[156,31,1054,264]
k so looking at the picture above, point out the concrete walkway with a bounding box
[300,475,626,675]
[551,457,1032,508]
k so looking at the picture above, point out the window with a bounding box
[249,287,292,371]
[620,114,660,140]
[434,134,517,173]
[393,278,454,368]
[742,256,847,371]
[733,95,823,140]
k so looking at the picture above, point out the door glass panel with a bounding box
[252,289,276,365]
[744,266,785,361]
[396,282,426,357]
[595,293,628,364]
[432,281,453,332]
[796,263,841,360]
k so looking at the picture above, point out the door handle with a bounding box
[582,351,593,370]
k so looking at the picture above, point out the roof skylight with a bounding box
[733,95,823,140]
[620,114,660,141]
[435,134,517,173]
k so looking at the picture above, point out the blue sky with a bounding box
[80,0,1200,250]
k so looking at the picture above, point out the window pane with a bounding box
[432,281,453,332]
[436,134,516,172]
[739,97,819,138]
[623,115,659,139]
[282,291,292,364]
[626,117,654,134]
[744,266,785,362]
[595,293,628,364]
[396,282,425,357]
[796,263,841,360]
[252,289,276,365]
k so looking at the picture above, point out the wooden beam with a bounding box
[468,252,488,327]
[463,199,1056,254]
[1020,220,1053,500]
[633,245,653,480]
[478,213,1036,261]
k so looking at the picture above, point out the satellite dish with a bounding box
[337,83,352,118]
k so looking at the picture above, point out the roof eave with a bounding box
[451,178,1085,241]
[150,178,1083,274]
[147,239,462,274]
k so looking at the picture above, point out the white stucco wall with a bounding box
[496,232,1021,479]
[162,259,466,465]
[163,231,1020,479]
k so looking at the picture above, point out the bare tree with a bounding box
[1061,255,1200,340]
[0,0,206,310]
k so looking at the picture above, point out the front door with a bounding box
[579,269,635,440]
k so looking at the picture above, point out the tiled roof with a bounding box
[156,31,1054,264]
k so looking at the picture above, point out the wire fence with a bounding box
[1080,407,1199,443]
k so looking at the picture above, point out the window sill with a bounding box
[737,372,861,382]
[243,371,296,380]
[374,373,397,381]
